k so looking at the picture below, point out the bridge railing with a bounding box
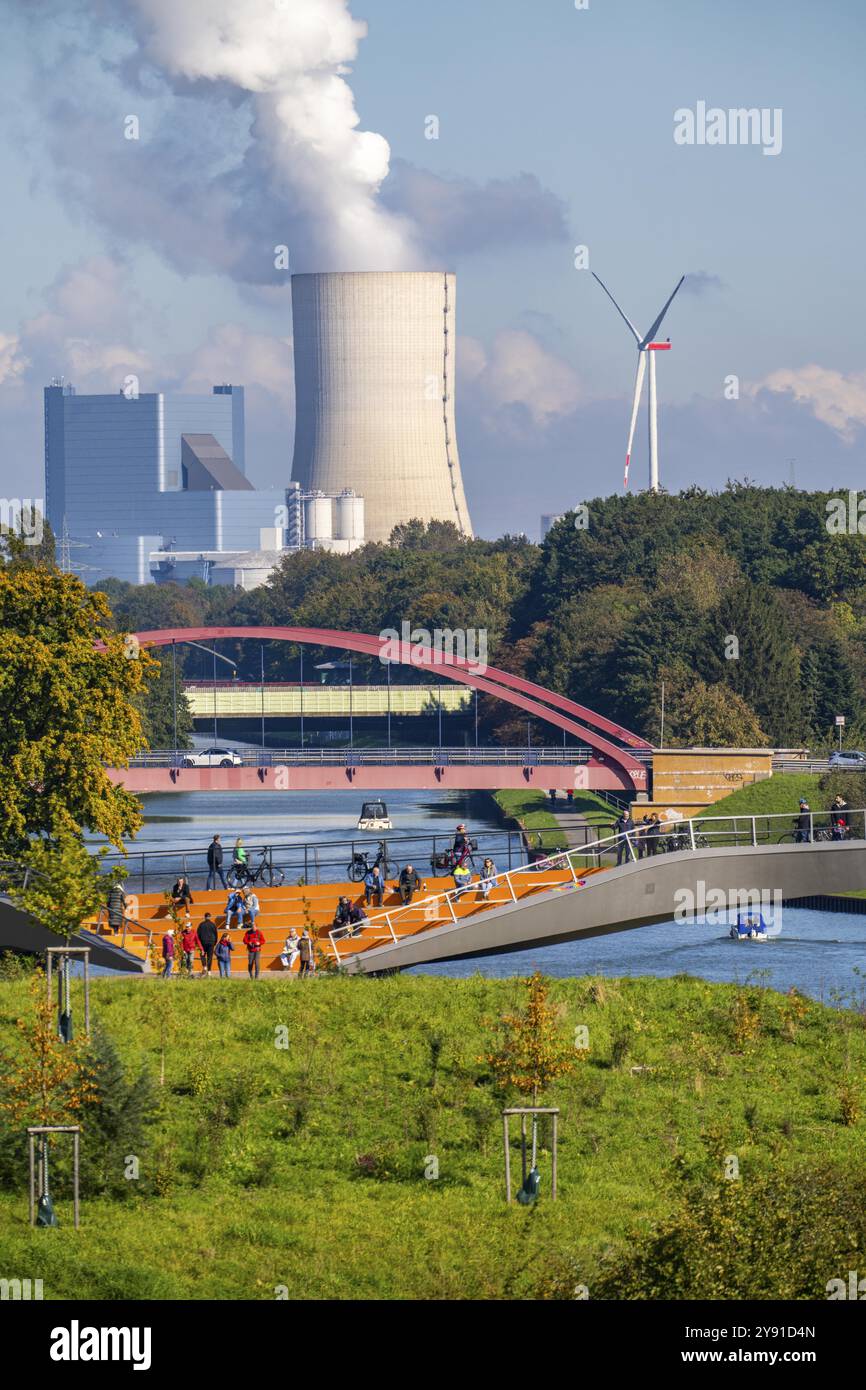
[330,805,866,964]
[125,746,595,768]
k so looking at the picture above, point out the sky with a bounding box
[1,0,865,539]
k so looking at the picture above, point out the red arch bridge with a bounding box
[109,626,652,794]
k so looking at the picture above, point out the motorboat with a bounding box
[357,800,392,832]
[729,912,769,942]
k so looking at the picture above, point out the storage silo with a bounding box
[334,489,365,545]
[303,492,333,547]
[290,272,473,544]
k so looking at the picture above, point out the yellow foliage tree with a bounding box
[0,565,151,850]
[484,971,575,1105]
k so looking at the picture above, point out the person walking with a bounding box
[207,834,227,891]
[180,921,198,975]
[107,881,127,933]
[216,931,234,979]
[831,794,850,839]
[244,921,265,978]
[616,811,635,866]
[478,858,498,900]
[795,800,812,844]
[364,864,385,907]
[161,927,175,978]
[397,864,422,905]
[280,928,301,972]
[197,912,218,975]
[297,929,315,978]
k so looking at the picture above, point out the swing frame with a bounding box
[27,1125,81,1229]
[45,946,91,1038]
[502,1106,559,1204]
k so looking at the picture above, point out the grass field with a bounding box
[702,774,823,821]
[1,970,865,1300]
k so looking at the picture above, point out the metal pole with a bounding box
[73,1131,80,1229]
[349,656,354,749]
[474,688,479,748]
[172,640,178,756]
[438,683,442,751]
[212,646,217,741]
[28,1135,35,1227]
[300,647,304,750]
[260,643,265,752]
[552,1113,558,1200]
[387,661,391,749]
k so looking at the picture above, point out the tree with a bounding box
[484,972,575,1105]
[8,833,126,940]
[0,973,95,1127]
[135,650,194,750]
[657,674,766,747]
[0,566,149,850]
[79,1028,157,1196]
[702,583,801,744]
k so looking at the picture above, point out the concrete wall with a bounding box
[649,747,774,817]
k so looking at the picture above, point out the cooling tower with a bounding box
[290,272,473,544]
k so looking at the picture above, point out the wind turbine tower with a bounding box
[593,272,685,491]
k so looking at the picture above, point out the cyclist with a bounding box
[233,837,247,872]
[453,824,471,867]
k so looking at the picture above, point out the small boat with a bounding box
[357,800,392,832]
[729,911,769,942]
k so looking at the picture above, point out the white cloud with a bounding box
[458,329,582,429]
[0,333,29,387]
[753,365,866,442]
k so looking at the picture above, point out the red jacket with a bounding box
[243,929,265,952]
[181,929,197,952]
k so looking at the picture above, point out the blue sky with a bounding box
[1,0,864,538]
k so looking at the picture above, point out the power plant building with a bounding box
[290,272,473,544]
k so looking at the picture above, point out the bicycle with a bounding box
[429,838,478,877]
[227,848,285,888]
[347,841,398,883]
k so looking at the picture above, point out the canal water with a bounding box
[93,791,866,1006]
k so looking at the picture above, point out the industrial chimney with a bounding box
[289,272,473,544]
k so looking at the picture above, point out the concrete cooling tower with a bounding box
[290,272,473,544]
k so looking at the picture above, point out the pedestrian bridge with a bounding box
[332,823,866,974]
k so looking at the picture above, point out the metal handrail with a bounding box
[329,804,866,964]
[125,745,596,768]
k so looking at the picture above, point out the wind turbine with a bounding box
[592,271,685,492]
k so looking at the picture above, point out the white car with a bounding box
[182,746,243,768]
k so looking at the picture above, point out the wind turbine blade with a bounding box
[640,275,685,348]
[623,352,647,490]
[592,272,641,344]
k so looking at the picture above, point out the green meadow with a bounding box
[1,971,865,1300]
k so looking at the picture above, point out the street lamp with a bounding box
[177,639,238,742]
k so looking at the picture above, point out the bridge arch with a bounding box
[133,626,649,792]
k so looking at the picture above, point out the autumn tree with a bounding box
[0,565,150,851]
[485,972,575,1105]
[8,833,126,940]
